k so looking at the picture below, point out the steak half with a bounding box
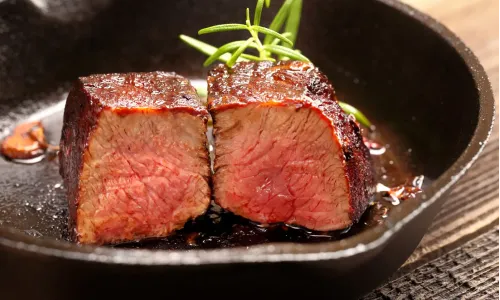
[59,72,211,245]
[208,61,376,231]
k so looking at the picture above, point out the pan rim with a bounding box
[0,0,496,265]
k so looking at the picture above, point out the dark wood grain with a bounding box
[364,227,499,300]
[362,0,499,298]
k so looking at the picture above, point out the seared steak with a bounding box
[208,61,375,231]
[59,72,211,245]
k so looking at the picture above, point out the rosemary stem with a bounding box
[251,31,266,58]
[246,20,266,59]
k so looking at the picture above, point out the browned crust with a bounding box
[208,61,376,224]
[80,71,209,116]
[59,72,209,242]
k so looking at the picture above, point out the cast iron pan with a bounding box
[0,0,495,299]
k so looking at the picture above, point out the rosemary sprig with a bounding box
[179,35,242,64]
[180,0,308,67]
[180,0,372,128]
[253,0,268,26]
[338,102,372,128]
[191,80,208,98]
[284,0,302,47]
[263,0,293,45]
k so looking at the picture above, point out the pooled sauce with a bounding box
[0,121,59,163]
[363,137,387,156]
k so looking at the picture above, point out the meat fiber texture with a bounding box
[59,71,211,245]
[208,61,376,232]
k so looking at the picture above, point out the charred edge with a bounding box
[346,119,376,223]
[59,80,103,243]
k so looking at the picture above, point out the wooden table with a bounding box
[363,0,499,298]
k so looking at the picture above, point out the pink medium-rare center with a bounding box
[78,110,209,243]
[214,104,352,230]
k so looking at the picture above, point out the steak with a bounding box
[59,72,211,245]
[208,61,376,232]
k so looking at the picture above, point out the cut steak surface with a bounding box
[59,72,211,245]
[208,61,376,231]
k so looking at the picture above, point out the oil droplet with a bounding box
[24,229,42,237]
[364,138,386,156]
